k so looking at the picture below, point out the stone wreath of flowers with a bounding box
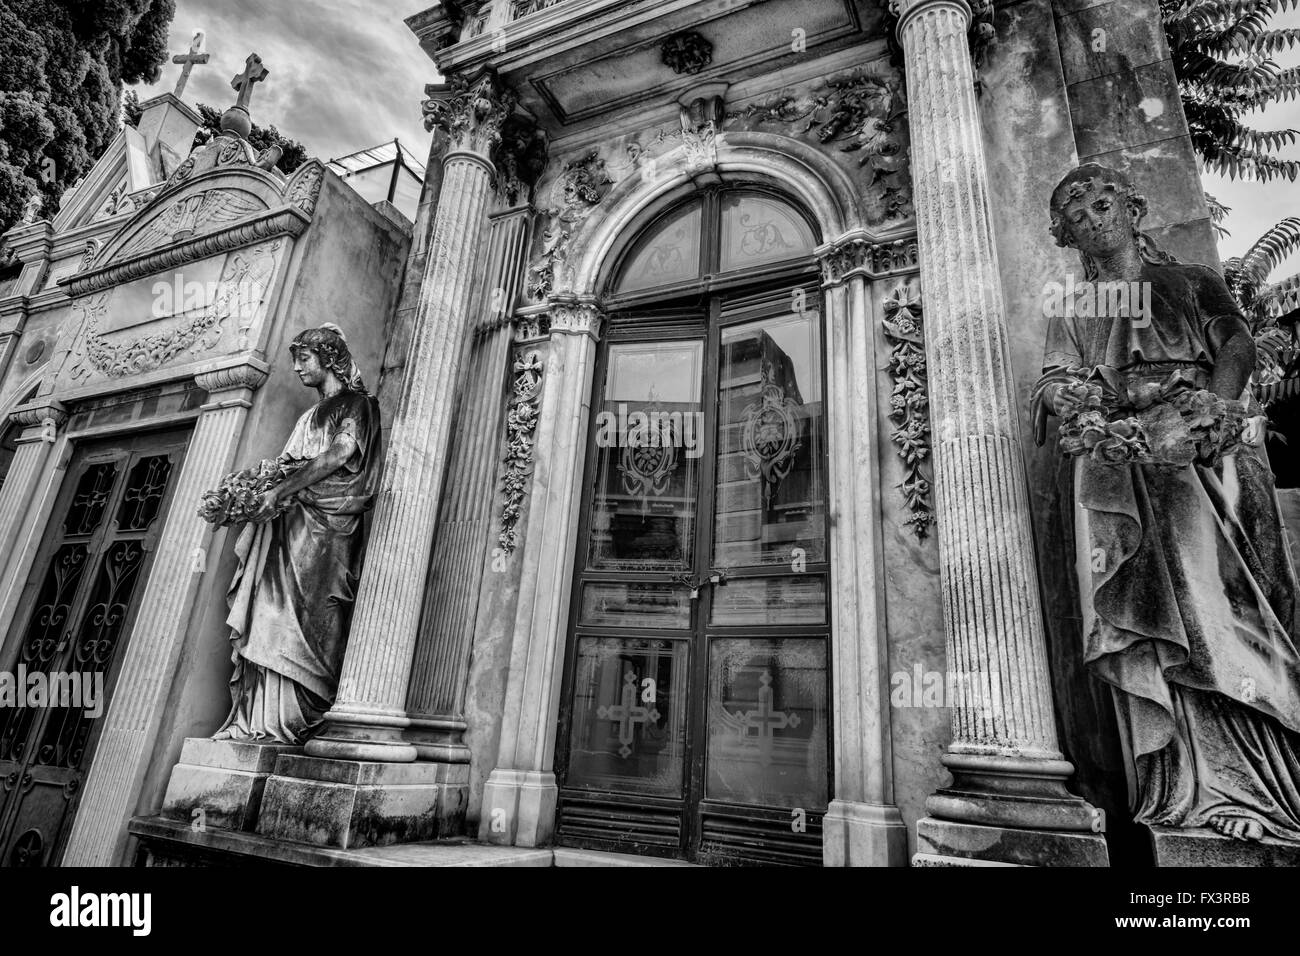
[1055,366,1246,467]
[198,458,304,526]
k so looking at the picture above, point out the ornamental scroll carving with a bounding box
[421,72,517,156]
[499,349,544,553]
[730,68,913,226]
[527,152,612,301]
[881,277,933,539]
[68,239,281,382]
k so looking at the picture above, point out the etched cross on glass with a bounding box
[732,670,801,766]
[597,668,661,758]
[171,30,210,98]
[230,53,269,111]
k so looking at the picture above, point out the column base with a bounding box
[914,816,1110,867]
[255,754,468,849]
[478,769,557,847]
[1147,825,1300,867]
[303,707,418,763]
[405,714,471,764]
[925,752,1102,831]
[160,738,302,832]
[822,800,910,867]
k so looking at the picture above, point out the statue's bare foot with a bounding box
[1208,814,1264,841]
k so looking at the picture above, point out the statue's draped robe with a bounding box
[1034,261,1300,840]
[216,391,381,744]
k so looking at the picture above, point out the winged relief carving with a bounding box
[115,189,268,261]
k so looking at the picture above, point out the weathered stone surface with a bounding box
[1148,826,1300,867]
[916,816,1109,867]
[160,738,301,832]
[130,816,551,866]
[255,754,468,850]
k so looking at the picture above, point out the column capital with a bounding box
[421,70,518,158]
[194,357,269,397]
[817,232,920,285]
[891,0,972,34]
[546,297,603,340]
[9,398,67,430]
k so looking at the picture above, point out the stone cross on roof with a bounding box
[231,53,269,111]
[171,30,209,98]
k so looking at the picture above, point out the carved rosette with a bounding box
[500,349,544,553]
[818,235,919,284]
[881,277,933,539]
[422,72,518,157]
[661,32,713,75]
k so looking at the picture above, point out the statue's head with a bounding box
[1049,163,1175,278]
[289,324,367,394]
[1049,163,1149,257]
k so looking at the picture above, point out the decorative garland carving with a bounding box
[527,152,611,300]
[881,277,933,539]
[730,68,912,225]
[68,239,281,382]
[499,349,544,553]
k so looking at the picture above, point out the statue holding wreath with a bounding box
[1032,163,1300,844]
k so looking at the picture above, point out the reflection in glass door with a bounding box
[556,290,830,865]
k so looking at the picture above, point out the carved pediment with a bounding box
[60,157,323,298]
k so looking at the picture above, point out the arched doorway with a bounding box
[553,185,832,864]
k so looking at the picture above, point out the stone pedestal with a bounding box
[160,738,301,832]
[255,754,468,850]
[893,0,1105,865]
[915,816,1108,867]
[1147,826,1300,867]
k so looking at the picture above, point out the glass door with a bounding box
[556,288,830,865]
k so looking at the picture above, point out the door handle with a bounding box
[673,570,727,599]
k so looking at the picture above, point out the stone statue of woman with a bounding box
[214,324,381,745]
[1032,163,1300,844]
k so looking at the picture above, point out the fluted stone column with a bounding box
[480,298,602,848]
[0,399,68,631]
[405,206,532,763]
[304,72,517,763]
[62,360,268,866]
[893,0,1106,865]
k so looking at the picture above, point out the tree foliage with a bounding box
[1161,0,1300,182]
[194,103,308,175]
[0,0,176,235]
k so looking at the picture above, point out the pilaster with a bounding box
[479,297,602,848]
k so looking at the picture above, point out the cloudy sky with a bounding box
[135,0,435,165]
[135,2,1299,276]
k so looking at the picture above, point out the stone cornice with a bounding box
[58,207,308,297]
[10,398,68,429]
[817,232,920,285]
[194,356,270,395]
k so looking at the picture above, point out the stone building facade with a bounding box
[2,0,1260,867]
